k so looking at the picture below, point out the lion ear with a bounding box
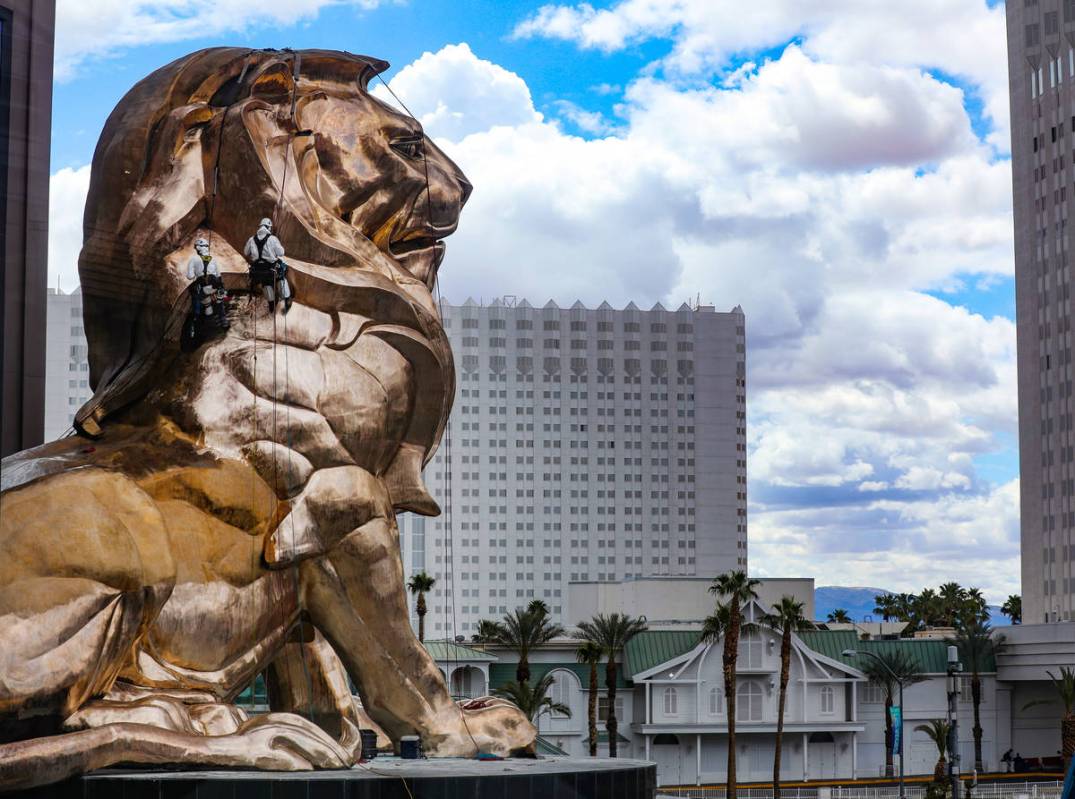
[249,60,296,103]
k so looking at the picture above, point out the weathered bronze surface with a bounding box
[0,47,534,792]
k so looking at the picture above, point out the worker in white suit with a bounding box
[244,218,292,313]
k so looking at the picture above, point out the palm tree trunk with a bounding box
[774,625,791,799]
[884,693,895,778]
[417,593,426,643]
[934,756,946,783]
[725,599,741,799]
[517,649,530,686]
[1062,713,1075,772]
[972,674,983,772]
[606,661,619,758]
[588,663,598,757]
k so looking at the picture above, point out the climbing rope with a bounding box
[375,71,481,754]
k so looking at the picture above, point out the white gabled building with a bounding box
[466,602,1005,786]
[629,599,868,784]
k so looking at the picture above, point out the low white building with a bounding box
[466,600,1011,786]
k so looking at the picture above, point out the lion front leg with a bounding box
[300,517,537,757]
[265,629,391,755]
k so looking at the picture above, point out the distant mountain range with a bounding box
[814,586,1010,627]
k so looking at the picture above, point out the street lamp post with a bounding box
[844,649,905,799]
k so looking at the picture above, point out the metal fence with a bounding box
[658,781,1064,799]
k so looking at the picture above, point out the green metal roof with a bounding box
[584,731,632,744]
[797,631,997,674]
[623,631,701,678]
[797,630,862,665]
[489,662,629,691]
[536,736,569,756]
[423,640,499,662]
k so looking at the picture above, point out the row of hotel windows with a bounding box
[655,678,980,718]
[455,374,700,387]
[459,390,699,401]
[658,683,834,721]
[447,318,699,334]
[458,337,696,352]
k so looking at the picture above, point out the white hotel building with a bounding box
[400,297,748,635]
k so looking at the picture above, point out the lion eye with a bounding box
[391,136,425,160]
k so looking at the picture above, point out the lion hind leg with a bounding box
[0,713,352,792]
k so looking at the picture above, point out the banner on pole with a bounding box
[890,706,903,754]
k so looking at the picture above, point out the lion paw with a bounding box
[230,713,353,770]
[421,698,537,758]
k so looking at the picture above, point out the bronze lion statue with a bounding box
[0,47,534,791]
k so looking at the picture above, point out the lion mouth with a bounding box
[388,235,446,287]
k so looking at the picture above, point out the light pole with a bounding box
[844,649,905,799]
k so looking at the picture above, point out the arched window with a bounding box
[739,628,763,669]
[737,681,763,722]
[708,686,724,715]
[820,685,835,715]
[549,672,571,718]
[663,687,678,716]
[450,667,485,699]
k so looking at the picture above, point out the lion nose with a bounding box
[457,173,473,207]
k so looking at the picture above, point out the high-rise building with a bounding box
[1006,1,1075,624]
[399,298,747,635]
[0,0,54,456]
[43,287,89,441]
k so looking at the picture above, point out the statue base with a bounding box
[11,757,656,798]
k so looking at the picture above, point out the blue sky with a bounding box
[48,0,1021,600]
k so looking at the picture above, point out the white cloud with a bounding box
[371,43,542,141]
[514,0,1010,151]
[750,479,1021,602]
[376,42,1019,597]
[48,166,91,293]
[54,0,393,79]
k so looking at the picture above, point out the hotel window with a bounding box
[663,687,678,716]
[739,628,763,669]
[861,683,884,704]
[708,686,724,715]
[820,685,835,715]
[737,681,763,722]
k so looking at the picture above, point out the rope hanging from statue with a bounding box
[375,72,482,757]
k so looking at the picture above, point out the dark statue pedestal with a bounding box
[10,757,656,798]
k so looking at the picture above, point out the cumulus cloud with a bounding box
[514,0,1010,151]
[371,43,542,141]
[376,41,1018,599]
[54,0,392,79]
[48,166,91,293]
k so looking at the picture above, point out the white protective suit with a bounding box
[187,251,223,318]
[186,253,220,280]
[243,226,291,306]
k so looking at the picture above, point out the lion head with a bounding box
[76,47,470,441]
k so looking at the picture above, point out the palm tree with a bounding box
[406,571,435,642]
[762,597,813,799]
[1001,595,1022,625]
[861,650,926,777]
[958,588,989,630]
[1024,666,1075,770]
[576,640,603,757]
[826,609,852,624]
[494,673,571,722]
[574,613,648,758]
[710,570,760,799]
[956,622,1002,772]
[873,593,900,622]
[483,603,564,684]
[938,582,967,627]
[472,618,501,644]
[915,719,952,782]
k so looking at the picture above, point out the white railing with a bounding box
[658,781,1063,799]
